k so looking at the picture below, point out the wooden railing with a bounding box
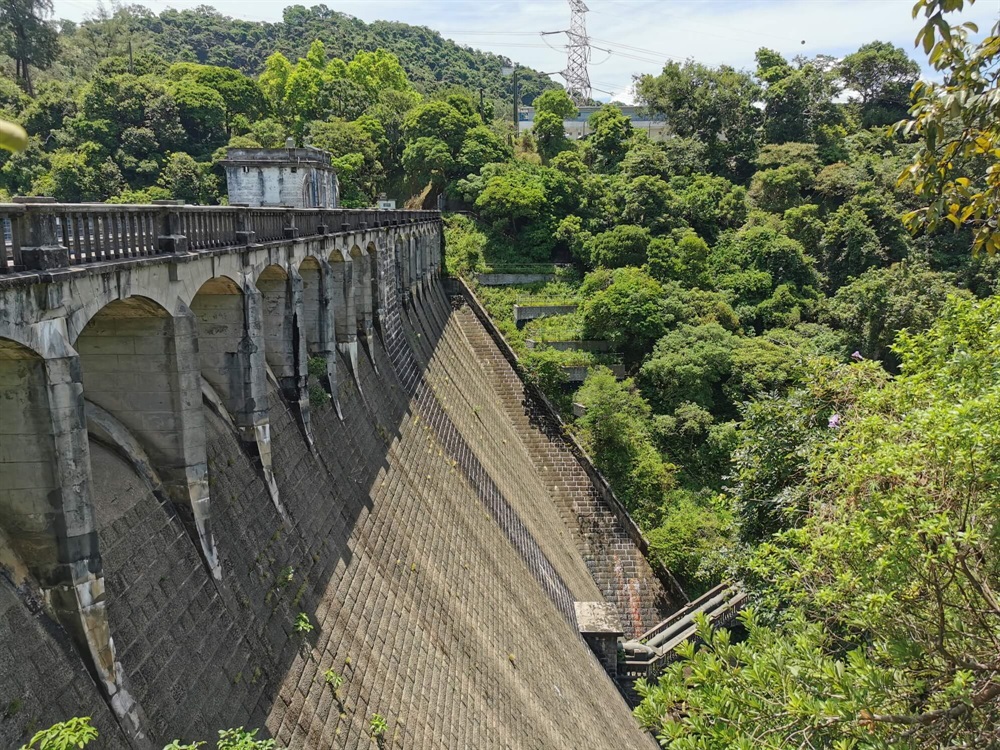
[0,201,439,274]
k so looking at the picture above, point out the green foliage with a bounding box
[19,717,98,750]
[839,40,919,128]
[641,296,1000,748]
[580,267,691,364]
[532,110,571,161]
[747,163,814,214]
[585,224,651,268]
[216,728,275,749]
[473,167,547,234]
[293,612,313,634]
[896,0,1000,254]
[158,152,217,204]
[309,118,384,205]
[0,0,58,96]
[323,669,344,689]
[586,105,633,172]
[369,714,388,739]
[755,49,844,147]
[646,493,733,594]
[826,260,965,370]
[533,89,577,120]
[575,369,676,527]
[637,61,762,182]
[647,232,711,288]
[639,323,735,416]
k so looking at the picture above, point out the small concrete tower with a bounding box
[222,140,339,208]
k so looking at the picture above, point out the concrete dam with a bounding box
[0,201,678,748]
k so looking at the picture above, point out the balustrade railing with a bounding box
[0,202,439,274]
[0,204,24,273]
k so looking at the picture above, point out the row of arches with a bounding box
[0,223,439,740]
[0,226,441,735]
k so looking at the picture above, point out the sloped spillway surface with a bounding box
[0,279,665,749]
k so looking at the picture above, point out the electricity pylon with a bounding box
[564,0,592,105]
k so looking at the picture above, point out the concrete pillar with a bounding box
[393,239,405,312]
[404,236,416,307]
[190,276,286,522]
[298,258,322,356]
[314,259,342,418]
[329,252,355,346]
[332,251,361,389]
[0,328,145,744]
[367,242,382,334]
[257,266,297,390]
[259,265,313,443]
[353,247,373,335]
[76,298,220,581]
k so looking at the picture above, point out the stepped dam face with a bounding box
[0,204,676,748]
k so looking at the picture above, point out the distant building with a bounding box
[518,105,670,142]
[222,142,339,208]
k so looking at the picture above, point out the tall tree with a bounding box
[0,0,57,95]
[897,0,1000,254]
[637,61,762,182]
[840,41,920,128]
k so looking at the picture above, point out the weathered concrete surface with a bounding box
[513,304,578,327]
[454,284,682,636]
[222,147,338,209]
[525,338,612,352]
[476,272,555,285]
[55,300,654,748]
[562,364,628,383]
[0,573,127,749]
[0,212,669,748]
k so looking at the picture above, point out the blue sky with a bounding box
[53,0,999,100]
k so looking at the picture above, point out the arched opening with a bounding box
[0,338,64,581]
[350,245,370,334]
[76,297,179,455]
[190,276,246,412]
[394,237,406,307]
[75,295,218,574]
[256,264,297,384]
[367,241,380,327]
[416,233,426,288]
[297,257,322,354]
[301,173,316,208]
[404,236,415,294]
[328,249,352,344]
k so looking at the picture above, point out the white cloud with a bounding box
[54,0,998,99]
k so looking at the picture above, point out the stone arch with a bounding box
[328,247,353,345]
[350,245,370,334]
[0,336,88,587]
[257,264,302,393]
[297,257,322,354]
[366,240,380,327]
[190,275,249,414]
[416,232,427,287]
[75,295,218,578]
[0,334,143,738]
[394,236,407,307]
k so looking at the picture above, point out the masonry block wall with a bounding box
[0,214,671,748]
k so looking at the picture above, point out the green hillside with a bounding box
[54,5,558,105]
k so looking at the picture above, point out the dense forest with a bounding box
[0,2,555,205]
[3,0,1000,746]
